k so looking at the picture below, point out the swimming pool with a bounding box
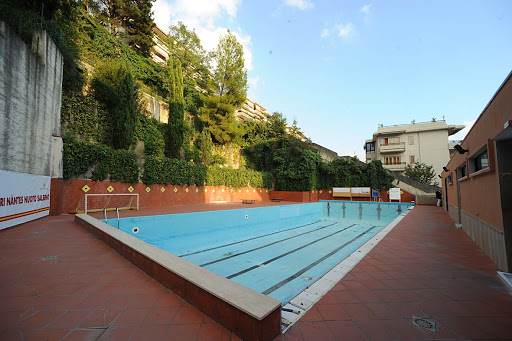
[105,201,412,305]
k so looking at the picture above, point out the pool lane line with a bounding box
[262,225,377,295]
[179,219,323,258]
[200,221,346,267]
[225,223,358,279]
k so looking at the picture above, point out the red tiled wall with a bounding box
[50,179,270,215]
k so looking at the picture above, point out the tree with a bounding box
[404,162,438,185]
[198,30,247,143]
[166,57,185,158]
[168,22,209,116]
[93,0,155,57]
[268,112,287,139]
[92,62,138,149]
[365,160,394,189]
[196,130,213,165]
[122,0,156,57]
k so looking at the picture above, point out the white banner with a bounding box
[333,187,350,193]
[351,187,371,194]
[0,170,51,230]
[389,187,401,201]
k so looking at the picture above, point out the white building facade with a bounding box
[364,121,464,178]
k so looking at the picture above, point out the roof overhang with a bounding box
[494,120,512,141]
[447,125,465,136]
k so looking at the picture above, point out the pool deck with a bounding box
[1,203,511,340]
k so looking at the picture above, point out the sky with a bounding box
[153,0,512,160]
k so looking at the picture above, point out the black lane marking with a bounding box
[226,224,358,279]
[262,225,376,295]
[200,221,343,267]
[179,220,322,258]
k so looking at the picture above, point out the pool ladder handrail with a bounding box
[115,208,120,229]
[103,208,120,229]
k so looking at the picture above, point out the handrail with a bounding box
[115,208,120,229]
[380,142,405,147]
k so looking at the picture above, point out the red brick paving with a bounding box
[1,204,511,340]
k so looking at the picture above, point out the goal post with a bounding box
[80,194,139,214]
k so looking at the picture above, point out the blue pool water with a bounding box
[105,201,412,304]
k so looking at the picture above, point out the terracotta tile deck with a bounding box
[1,204,511,340]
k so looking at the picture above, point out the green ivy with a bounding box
[76,11,168,97]
[135,115,165,156]
[61,95,112,145]
[63,138,139,183]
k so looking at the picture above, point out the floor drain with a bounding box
[412,316,436,332]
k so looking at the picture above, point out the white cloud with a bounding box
[152,0,254,71]
[360,4,372,14]
[284,0,314,10]
[153,0,173,31]
[450,120,476,141]
[247,76,260,100]
[320,28,330,38]
[336,22,355,38]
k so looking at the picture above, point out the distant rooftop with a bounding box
[373,120,465,137]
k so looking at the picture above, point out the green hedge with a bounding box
[142,156,206,185]
[142,156,271,188]
[205,167,272,188]
[64,140,272,188]
[63,139,139,183]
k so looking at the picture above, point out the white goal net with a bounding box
[76,194,139,214]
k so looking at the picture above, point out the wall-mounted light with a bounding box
[438,175,442,178]
[454,145,468,154]
[443,166,450,172]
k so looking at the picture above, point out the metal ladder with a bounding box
[103,208,120,229]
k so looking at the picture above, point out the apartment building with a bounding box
[364,121,464,178]
[234,98,269,122]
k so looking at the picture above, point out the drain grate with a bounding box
[419,242,437,248]
[412,316,436,332]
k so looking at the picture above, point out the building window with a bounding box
[389,137,400,145]
[366,142,375,153]
[384,156,401,165]
[469,146,489,174]
[408,136,414,145]
[381,137,400,146]
[447,173,452,185]
[457,163,467,179]
[409,155,415,164]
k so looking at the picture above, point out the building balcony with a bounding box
[379,142,406,153]
[383,162,407,171]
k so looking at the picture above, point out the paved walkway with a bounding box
[0,205,510,340]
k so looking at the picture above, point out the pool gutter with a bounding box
[280,205,414,332]
[75,214,282,341]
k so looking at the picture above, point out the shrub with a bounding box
[63,138,139,183]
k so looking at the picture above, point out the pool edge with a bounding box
[75,214,282,341]
[280,206,414,332]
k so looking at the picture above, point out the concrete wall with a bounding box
[0,24,63,176]
[142,92,169,124]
